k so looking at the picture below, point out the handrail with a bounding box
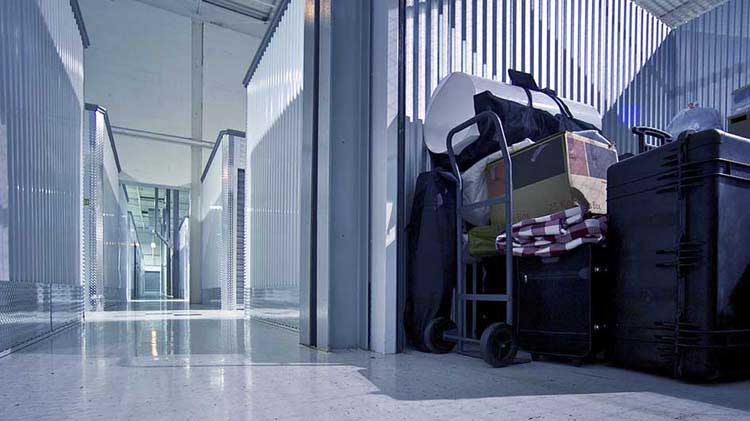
[242,0,293,86]
[85,103,122,173]
[200,129,247,182]
[69,0,90,48]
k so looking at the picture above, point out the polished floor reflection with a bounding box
[1,313,749,420]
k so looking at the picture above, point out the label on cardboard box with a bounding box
[486,132,617,226]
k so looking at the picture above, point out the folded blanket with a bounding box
[496,206,606,257]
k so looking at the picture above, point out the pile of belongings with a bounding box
[495,206,606,257]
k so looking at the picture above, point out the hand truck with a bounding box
[422,110,519,367]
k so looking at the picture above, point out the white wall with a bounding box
[80,0,260,188]
[204,24,258,142]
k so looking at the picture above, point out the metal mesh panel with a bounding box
[101,124,124,309]
[0,0,84,352]
[221,136,236,310]
[83,111,104,312]
[201,133,247,310]
[82,108,124,311]
[236,168,246,308]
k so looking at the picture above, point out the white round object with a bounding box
[423,72,603,155]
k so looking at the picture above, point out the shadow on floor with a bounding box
[4,316,750,415]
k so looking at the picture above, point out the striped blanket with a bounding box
[495,206,606,257]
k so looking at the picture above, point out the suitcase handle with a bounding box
[632,126,672,154]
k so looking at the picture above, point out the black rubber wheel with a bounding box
[423,317,457,354]
[480,322,518,367]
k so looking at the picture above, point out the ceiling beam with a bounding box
[633,0,730,27]
[131,0,269,37]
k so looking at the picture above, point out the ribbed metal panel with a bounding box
[404,0,672,165]
[244,0,303,329]
[0,0,84,352]
[672,0,750,124]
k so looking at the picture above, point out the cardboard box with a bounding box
[486,132,617,227]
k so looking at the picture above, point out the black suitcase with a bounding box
[608,129,750,381]
[516,245,611,363]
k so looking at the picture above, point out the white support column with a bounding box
[189,19,204,304]
[369,0,400,354]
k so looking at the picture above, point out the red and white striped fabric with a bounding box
[495,206,606,257]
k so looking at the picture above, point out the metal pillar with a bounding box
[172,190,180,299]
[304,0,371,350]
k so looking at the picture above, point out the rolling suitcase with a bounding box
[516,245,611,363]
[608,129,750,381]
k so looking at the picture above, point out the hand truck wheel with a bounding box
[480,322,518,367]
[423,317,457,354]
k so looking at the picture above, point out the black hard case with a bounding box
[607,130,750,381]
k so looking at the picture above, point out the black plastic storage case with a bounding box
[608,129,750,381]
[516,245,611,363]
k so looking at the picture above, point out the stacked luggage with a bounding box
[406,70,750,381]
[408,70,616,366]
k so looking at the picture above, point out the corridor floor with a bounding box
[1,312,749,420]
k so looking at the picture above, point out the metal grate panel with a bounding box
[201,132,247,310]
[236,168,246,308]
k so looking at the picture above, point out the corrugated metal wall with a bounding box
[672,0,750,122]
[403,0,674,190]
[0,0,84,352]
[244,0,304,329]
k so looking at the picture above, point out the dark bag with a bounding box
[404,171,457,351]
[431,70,599,172]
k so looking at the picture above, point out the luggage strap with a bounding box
[508,69,574,118]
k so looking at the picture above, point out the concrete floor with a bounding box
[1,311,749,420]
